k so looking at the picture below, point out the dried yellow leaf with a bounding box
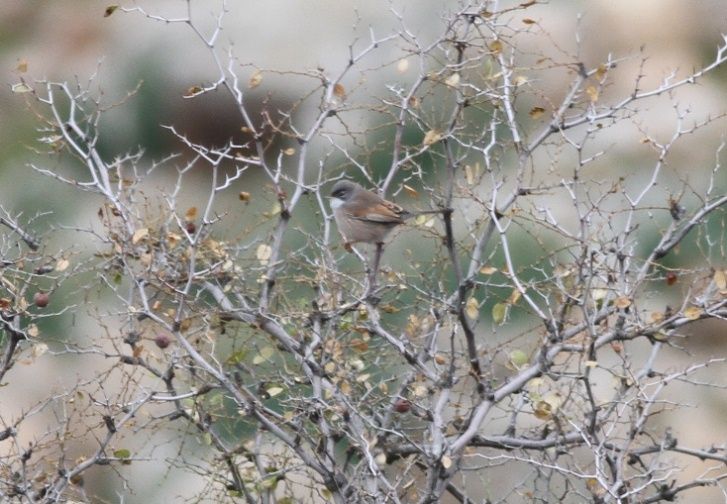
[32,342,48,359]
[256,243,272,265]
[423,129,443,146]
[266,386,284,397]
[248,70,263,89]
[16,59,28,73]
[714,269,726,290]
[585,85,598,102]
[464,164,477,185]
[591,288,607,301]
[333,83,346,98]
[465,297,479,319]
[283,147,296,156]
[444,73,460,87]
[489,40,503,55]
[683,306,703,320]
[411,384,427,397]
[397,58,410,73]
[479,265,497,275]
[529,106,545,119]
[27,324,39,338]
[55,258,70,272]
[253,346,274,365]
[441,455,452,469]
[132,228,149,245]
[533,400,552,420]
[11,83,32,94]
[185,206,198,221]
[595,63,608,80]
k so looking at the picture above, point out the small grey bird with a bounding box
[329,180,410,246]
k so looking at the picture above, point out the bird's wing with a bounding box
[349,201,406,224]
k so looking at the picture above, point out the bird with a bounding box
[329,179,443,296]
[329,179,410,247]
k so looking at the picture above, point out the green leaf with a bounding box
[113,449,131,459]
[11,83,32,94]
[492,302,508,325]
[509,349,528,369]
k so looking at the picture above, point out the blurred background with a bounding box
[1,0,726,502]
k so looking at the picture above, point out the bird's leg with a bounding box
[346,244,373,291]
[365,242,384,301]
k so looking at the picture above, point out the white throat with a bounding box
[330,197,345,210]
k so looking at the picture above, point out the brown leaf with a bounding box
[184,85,203,97]
[522,18,536,24]
[489,40,503,55]
[16,59,28,73]
[350,339,368,352]
[239,191,251,202]
[104,5,119,17]
[403,184,419,198]
[614,296,632,309]
[333,83,346,98]
[185,207,198,222]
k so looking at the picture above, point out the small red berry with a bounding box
[665,272,678,286]
[33,292,50,308]
[185,222,196,234]
[154,334,172,349]
[393,398,411,414]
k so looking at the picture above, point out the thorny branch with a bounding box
[2,1,727,503]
